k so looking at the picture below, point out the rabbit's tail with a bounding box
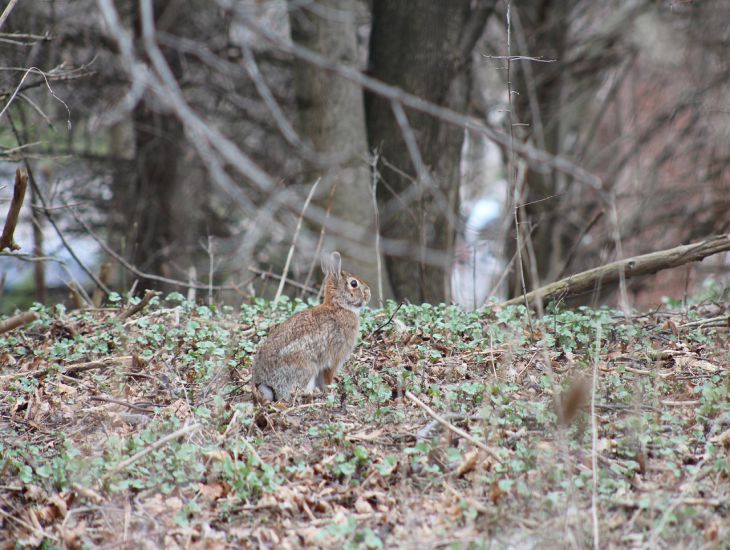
[257,384,275,401]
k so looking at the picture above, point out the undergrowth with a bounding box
[0,293,728,548]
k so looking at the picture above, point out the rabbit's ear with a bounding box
[321,251,342,280]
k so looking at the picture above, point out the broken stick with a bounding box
[118,289,161,320]
[0,311,38,335]
[405,391,503,464]
[504,233,730,306]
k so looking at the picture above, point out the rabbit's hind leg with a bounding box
[315,368,335,391]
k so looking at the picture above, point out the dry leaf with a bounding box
[455,448,480,477]
[198,482,225,500]
[674,356,719,373]
[489,481,504,505]
[354,496,373,514]
[560,376,589,425]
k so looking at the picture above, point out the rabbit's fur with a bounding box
[252,251,371,401]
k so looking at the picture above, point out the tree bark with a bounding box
[288,0,392,302]
[365,0,494,303]
[125,0,185,292]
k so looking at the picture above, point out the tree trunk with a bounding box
[365,0,494,303]
[288,0,392,303]
[125,0,185,292]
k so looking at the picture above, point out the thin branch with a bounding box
[71,209,249,293]
[100,423,199,482]
[591,322,601,550]
[405,391,503,464]
[117,289,161,320]
[274,177,321,303]
[8,116,102,301]
[370,151,384,306]
[0,168,27,251]
[0,0,20,32]
[249,266,318,295]
[229,4,605,193]
[367,302,403,339]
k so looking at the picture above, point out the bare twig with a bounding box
[117,289,161,320]
[100,423,199,482]
[367,302,404,339]
[64,356,133,376]
[0,311,38,335]
[370,151,384,307]
[503,234,730,306]
[405,391,503,464]
[229,4,605,193]
[274,177,321,303]
[416,413,483,442]
[0,168,27,251]
[7,117,101,301]
[249,266,318,295]
[0,0,20,31]
[72,210,250,293]
[89,396,158,413]
[591,322,601,550]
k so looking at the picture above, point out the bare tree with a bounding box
[365,0,495,303]
[288,0,391,300]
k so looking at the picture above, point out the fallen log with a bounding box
[504,233,730,306]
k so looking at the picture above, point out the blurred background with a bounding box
[1,0,729,314]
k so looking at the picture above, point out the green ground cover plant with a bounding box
[0,293,727,548]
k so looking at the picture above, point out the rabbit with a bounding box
[252,251,371,401]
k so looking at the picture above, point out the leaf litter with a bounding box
[0,296,727,548]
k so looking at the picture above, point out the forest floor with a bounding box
[0,293,728,549]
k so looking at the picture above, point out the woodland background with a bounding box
[1,2,729,548]
[1,0,730,311]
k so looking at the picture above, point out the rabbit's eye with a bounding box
[350,279,358,288]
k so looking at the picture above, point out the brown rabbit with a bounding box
[252,251,371,401]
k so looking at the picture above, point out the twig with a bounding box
[64,356,133,376]
[679,315,730,329]
[590,322,601,550]
[370,150,384,307]
[89,396,158,413]
[117,289,161,320]
[0,0,20,31]
[101,423,199,482]
[0,168,27,251]
[7,116,101,301]
[503,234,730,306]
[0,506,58,543]
[660,399,700,407]
[0,311,38,334]
[72,209,250,293]
[405,391,503,464]
[416,413,482,442]
[274,177,321,303]
[367,302,404,339]
[249,266,318,295]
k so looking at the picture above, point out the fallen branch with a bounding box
[0,168,28,251]
[0,310,38,335]
[118,289,161,320]
[504,234,730,306]
[64,355,133,376]
[405,391,503,464]
[100,423,199,482]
